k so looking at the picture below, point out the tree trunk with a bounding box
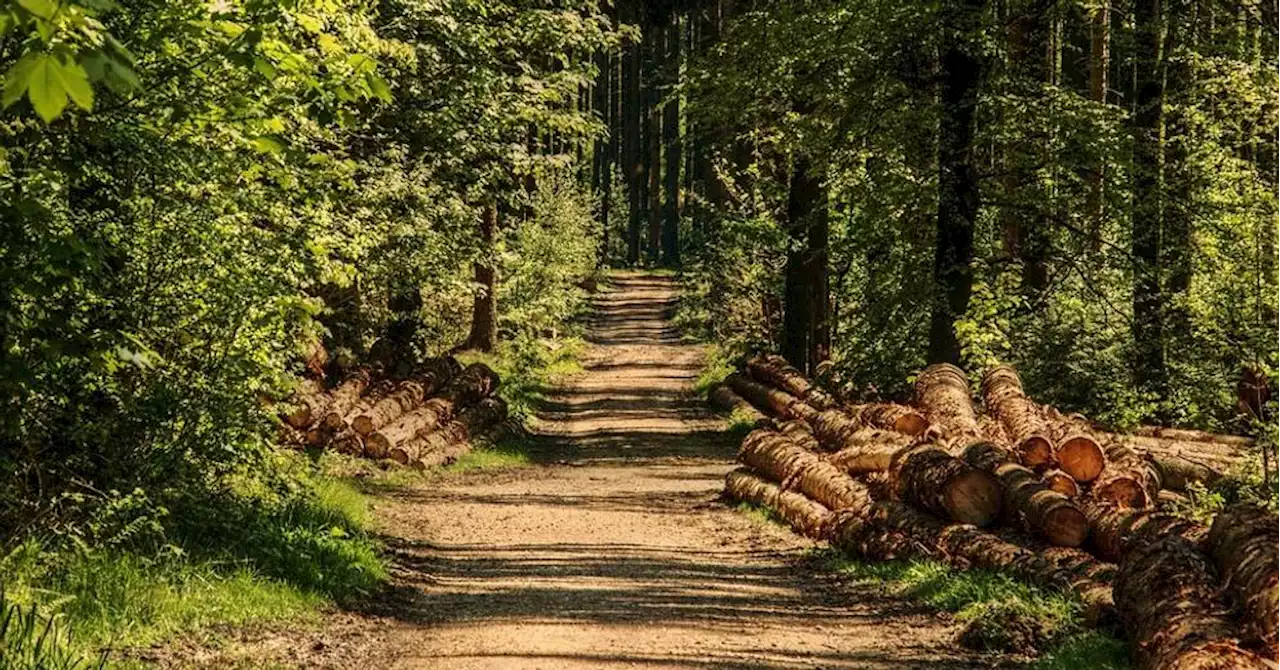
[1042,469,1079,497]
[855,403,930,436]
[661,10,682,266]
[349,380,426,435]
[707,384,766,423]
[1087,0,1110,249]
[623,4,643,265]
[745,354,836,409]
[393,397,507,466]
[1040,406,1107,482]
[1131,0,1169,412]
[645,16,663,264]
[928,0,985,364]
[1093,442,1161,508]
[465,204,498,352]
[782,148,828,376]
[1084,501,1206,562]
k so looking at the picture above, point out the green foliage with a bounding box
[445,443,532,473]
[0,590,103,670]
[0,465,382,657]
[731,501,785,528]
[825,552,1127,663]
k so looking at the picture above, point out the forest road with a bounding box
[190,272,993,669]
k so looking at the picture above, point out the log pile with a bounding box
[278,357,506,468]
[710,355,1275,669]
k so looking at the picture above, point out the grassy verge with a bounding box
[0,463,385,668]
[726,502,1128,669]
[820,551,1129,668]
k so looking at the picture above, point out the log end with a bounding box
[1094,476,1148,508]
[322,412,346,431]
[1016,435,1055,471]
[365,434,391,459]
[352,415,375,436]
[1043,470,1080,498]
[1042,505,1090,548]
[944,470,1003,528]
[894,413,931,436]
[284,408,312,430]
[388,448,411,465]
[1057,435,1105,482]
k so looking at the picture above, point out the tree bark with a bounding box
[661,10,682,266]
[745,354,836,409]
[980,365,1056,469]
[623,3,643,265]
[1115,536,1274,670]
[914,363,989,449]
[891,443,1002,527]
[465,204,499,352]
[645,16,663,264]
[725,372,818,421]
[1206,505,1279,654]
[724,467,833,539]
[962,442,1089,547]
[1131,0,1169,411]
[928,0,985,364]
[737,428,874,513]
[708,384,766,423]
[1087,0,1110,249]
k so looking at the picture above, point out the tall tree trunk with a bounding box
[645,16,664,264]
[1087,0,1110,250]
[623,3,643,265]
[465,203,499,352]
[662,11,682,267]
[1131,0,1168,410]
[1163,2,1193,359]
[928,0,987,365]
[598,46,614,266]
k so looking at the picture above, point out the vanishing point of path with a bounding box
[177,273,992,669]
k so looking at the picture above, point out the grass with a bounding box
[0,471,386,667]
[820,550,1129,665]
[733,501,786,527]
[692,343,736,397]
[445,441,533,473]
[456,335,586,423]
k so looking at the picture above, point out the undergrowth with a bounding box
[0,461,384,664]
[457,334,586,423]
[821,550,1129,667]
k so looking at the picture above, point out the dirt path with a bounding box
[188,272,992,669]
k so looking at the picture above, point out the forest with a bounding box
[0,0,1276,667]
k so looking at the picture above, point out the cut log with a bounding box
[1206,506,1278,653]
[1149,453,1222,492]
[438,362,501,406]
[776,420,821,452]
[367,398,453,457]
[1084,502,1207,562]
[737,429,873,513]
[708,384,766,423]
[980,366,1056,470]
[331,430,365,456]
[1093,442,1161,508]
[745,354,837,410]
[724,468,833,538]
[913,363,988,449]
[284,379,328,429]
[1040,407,1107,482]
[811,409,915,455]
[392,397,508,465]
[1110,432,1246,469]
[350,379,429,436]
[1041,470,1079,498]
[891,443,1001,527]
[319,370,370,430]
[1115,535,1273,670]
[962,443,1088,547]
[825,437,912,475]
[726,372,817,421]
[1132,425,1255,447]
[856,403,930,436]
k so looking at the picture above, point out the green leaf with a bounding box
[2,53,39,107]
[250,135,286,154]
[366,73,391,102]
[17,0,56,20]
[59,59,93,111]
[26,54,69,122]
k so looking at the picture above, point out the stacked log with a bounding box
[284,379,328,429]
[1041,407,1107,483]
[1115,536,1273,670]
[980,366,1055,469]
[1132,426,1255,447]
[275,356,504,468]
[962,443,1088,547]
[726,372,818,421]
[713,355,1276,667]
[1092,442,1161,508]
[707,384,767,423]
[855,403,930,436]
[914,364,989,449]
[746,354,838,410]
[891,444,1002,527]
[1206,506,1279,654]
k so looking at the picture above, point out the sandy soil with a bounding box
[158,272,994,669]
